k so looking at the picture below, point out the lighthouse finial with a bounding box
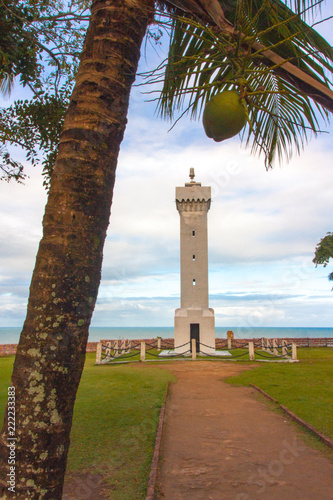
[189,168,195,181]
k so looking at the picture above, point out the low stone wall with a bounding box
[216,338,333,348]
[1,337,332,356]
[284,337,333,347]
[0,344,18,356]
[0,341,99,356]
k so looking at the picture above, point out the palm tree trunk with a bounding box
[0,0,153,497]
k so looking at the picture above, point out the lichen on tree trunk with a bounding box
[0,0,154,497]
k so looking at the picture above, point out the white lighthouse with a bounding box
[174,169,215,354]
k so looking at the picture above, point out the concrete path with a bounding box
[155,361,333,500]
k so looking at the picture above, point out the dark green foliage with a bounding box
[0,0,90,89]
[313,232,333,267]
[313,232,333,286]
[0,0,90,183]
[0,88,69,186]
[0,0,39,91]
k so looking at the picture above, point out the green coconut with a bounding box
[203,91,247,142]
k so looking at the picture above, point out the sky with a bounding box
[0,3,332,329]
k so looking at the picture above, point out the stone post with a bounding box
[267,339,272,355]
[105,341,112,358]
[157,337,161,351]
[292,342,297,360]
[227,330,234,348]
[114,340,119,357]
[282,339,288,357]
[192,338,197,360]
[96,342,102,364]
[261,338,265,351]
[248,341,255,361]
[140,341,146,362]
[273,338,278,357]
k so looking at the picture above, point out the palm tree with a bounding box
[0,0,332,497]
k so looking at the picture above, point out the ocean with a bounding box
[1,326,333,344]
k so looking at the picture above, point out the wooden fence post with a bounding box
[96,342,102,364]
[248,341,255,361]
[282,340,288,357]
[141,341,146,362]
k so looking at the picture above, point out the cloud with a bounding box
[210,292,301,301]
[92,295,178,327]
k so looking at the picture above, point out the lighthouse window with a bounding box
[193,255,195,261]
[192,230,195,236]
[193,279,196,285]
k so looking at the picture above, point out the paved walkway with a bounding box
[155,361,333,500]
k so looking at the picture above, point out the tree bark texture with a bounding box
[0,0,154,497]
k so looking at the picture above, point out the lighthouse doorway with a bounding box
[190,323,200,353]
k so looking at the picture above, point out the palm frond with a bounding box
[149,0,333,167]
[0,74,14,97]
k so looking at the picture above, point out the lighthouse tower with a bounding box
[174,169,215,354]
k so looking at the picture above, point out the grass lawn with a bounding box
[0,353,175,499]
[226,347,333,440]
[0,355,15,424]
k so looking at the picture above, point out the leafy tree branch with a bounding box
[313,232,333,288]
[0,0,90,183]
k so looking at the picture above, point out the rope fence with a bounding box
[96,337,299,364]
